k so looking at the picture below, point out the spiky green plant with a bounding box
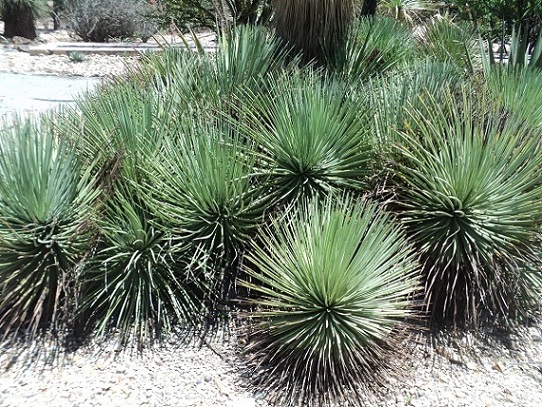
[68,51,86,63]
[213,24,289,93]
[482,24,542,71]
[485,66,542,130]
[368,59,465,149]
[239,73,374,205]
[241,196,420,407]
[80,184,202,346]
[394,88,542,326]
[273,0,355,63]
[67,81,168,182]
[140,25,289,119]
[140,119,267,303]
[0,116,98,339]
[420,17,478,73]
[330,16,417,81]
[506,25,542,68]
[483,24,542,69]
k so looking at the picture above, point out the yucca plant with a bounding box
[213,24,289,94]
[393,88,542,326]
[67,81,168,183]
[140,119,267,305]
[239,73,375,205]
[483,24,542,69]
[0,116,99,340]
[241,196,420,407]
[420,17,478,74]
[330,16,418,81]
[0,0,49,39]
[80,184,202,346]
[368,59,465,149]
[140,25,289,120]
[485,65,542,130]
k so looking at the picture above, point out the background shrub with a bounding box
[155,0,272,31]
[448,0,542,40]
[67,0,157,42]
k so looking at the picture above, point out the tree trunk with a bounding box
[360,0,378,16]
[273,0,355,64]
[2,2,37,40]
[52,9,62,30]
[53,0,66,30]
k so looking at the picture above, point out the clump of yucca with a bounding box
[0,117,98,339]
[239,74,374,206]
[141,119,267,308]
[394,88,542,326]
[80,184,203,346]
[241,196,420,406]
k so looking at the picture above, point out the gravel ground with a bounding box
[0,25,215,77]
[0,29,140,77]
[0,47,139,78]
[1,323,541,407]
[1,24,542,407]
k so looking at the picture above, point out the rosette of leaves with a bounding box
[420,17,478,74]
[141,120,267,307]
[80,184,203,346]
[139,25,289,120]
[241,196,420,407]
[330,16,418,81]
[239,73,374,206]
[0,117,98,340]
[394,88,542,326]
